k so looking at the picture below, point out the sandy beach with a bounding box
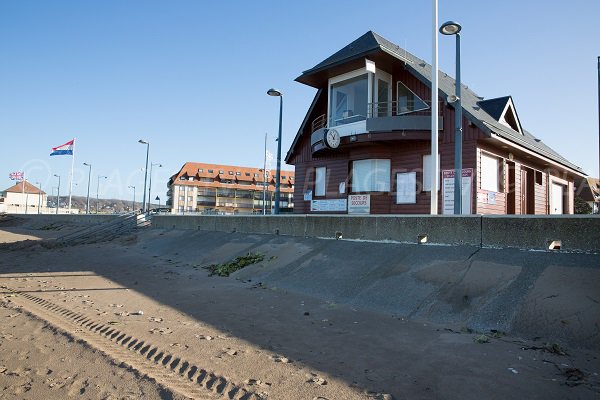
[1,223,599,399]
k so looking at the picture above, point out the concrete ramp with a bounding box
[139,229,600,350]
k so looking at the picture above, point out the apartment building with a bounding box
[167,162,295,214]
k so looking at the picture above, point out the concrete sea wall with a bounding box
[152,214,600,253]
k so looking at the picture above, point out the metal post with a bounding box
[36,182,41,214]
[55,175,60,214]
[597,56,599,182]
[84,163,92,214]
[275,96,283,214]
[431,0,439,215]
[139,140,150,213]
[454,33,463,214]
[263,133,267,215]
[148,163,154,212]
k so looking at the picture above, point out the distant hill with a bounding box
[49,195,162,214]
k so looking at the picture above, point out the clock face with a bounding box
[325,129,340,149]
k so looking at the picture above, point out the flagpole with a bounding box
[263,133,267,215]
[68,138,75,213]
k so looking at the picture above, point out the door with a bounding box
[507,162,516,214]
[551,183,564,214]
[521,168,535,214]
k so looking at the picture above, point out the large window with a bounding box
[315,167,326,197]
[330,74,368,126]
[352,159,390,192]
[481,153,500,192]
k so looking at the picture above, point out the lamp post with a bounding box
[138,139,150,213]
[83,162,92,214]
[148,162,162,211]
[35,181,42,214]
[54,174,61,214]
[440,20,463,215]
[267,88,283,214]
[128,185,136,212]
[96,175,107,214]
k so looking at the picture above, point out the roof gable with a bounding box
[479,96,522,134]
[4,181,45,194]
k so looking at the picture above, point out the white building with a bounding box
[0,181,47,214]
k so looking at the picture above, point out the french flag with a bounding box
[50,139,75,156]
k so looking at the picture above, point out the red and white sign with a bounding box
[348,194,370,214]
[442,168,473,214]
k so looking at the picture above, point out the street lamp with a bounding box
[96,175,107,214]
[148,162,162,211]
[54,174,60,214]
[267,88,283,214]
[440,20,463,215]
[138,139,150,213]
[35,181,42,214]
[83,162,92,214]
[128,185,136,212]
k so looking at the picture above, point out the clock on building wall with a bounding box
[324,128,340,149]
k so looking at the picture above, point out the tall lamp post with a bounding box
[128,185,136,212]
[138,139,150,213]
[35,181,42,214]
[267,88,283,214]
[96,175,107,214]
[83,162,92,214]
[148,162,162,211]
[54,174,61,214]
[440,20,463,215]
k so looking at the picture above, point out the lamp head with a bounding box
[447,94,460,103]
[54,174,59,178]
[439,21,462,35]
[267,88,282,97]
[83,162,91,166]
[138,139,148,144]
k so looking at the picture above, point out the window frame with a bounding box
[314,167,327,197]
[480,152,501,192]
[351,159,391,193]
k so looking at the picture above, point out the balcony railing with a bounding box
[310,100,443,135]
[367,100,442,118]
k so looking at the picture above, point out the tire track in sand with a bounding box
[2,286,266,400]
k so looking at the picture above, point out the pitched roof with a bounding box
[4,181,45,194]
[168,162,295,190]
[291,31,585,175]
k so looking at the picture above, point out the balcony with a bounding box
[366,100,443,132]
[310,99,444,146]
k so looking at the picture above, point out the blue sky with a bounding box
[1,1,598,202]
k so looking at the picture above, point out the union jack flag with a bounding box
[9,171,24,181]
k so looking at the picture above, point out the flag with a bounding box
[50,139,74,156]
[9,171,24,181]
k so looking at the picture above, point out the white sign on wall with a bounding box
[442,168,473,214]
[396,172,417,204]
[348,194,370,214]
[310,199,347,212]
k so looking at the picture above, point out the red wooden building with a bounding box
[286,31,586,215]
